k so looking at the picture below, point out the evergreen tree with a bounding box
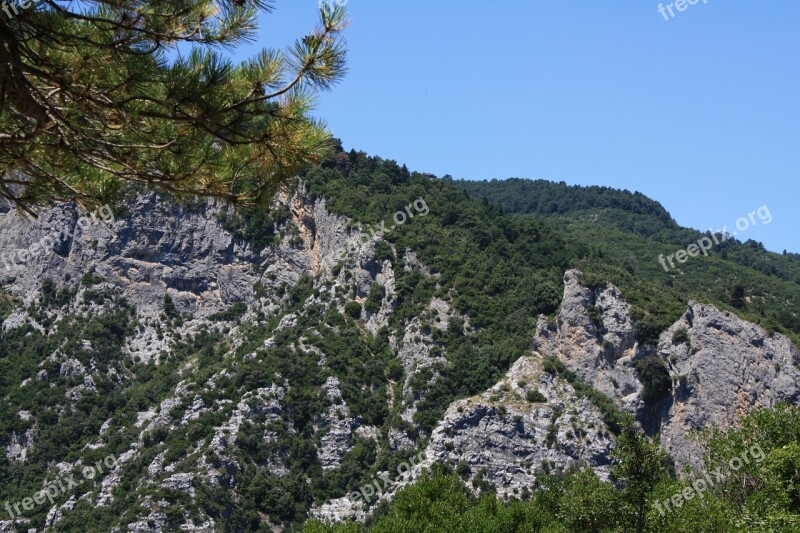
[0,1,348,213]
[731,284,746,309]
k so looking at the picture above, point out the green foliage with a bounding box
[633,312,665,347]
[457,177,800,348]
[1,2,348,210]
[702,404,800,506]
[208,301,248,322]
[385,359,404,381]
[364,283,385,314]
[587,304,604,332]
[557,469,622,532]
[39,278,75,308]
[163,294,181,322]
[611,421,671,532]
[0,296,148,528]
[526,389,547,403]
[455,177,677,238]
[730,284,747,309]
[364,471,557,533]
[304,151,576,433]
[374,241,395,262]
[81,268,106,287]
[633,356,672,407]
[671,328,690,346]
[0,291,15,322]
[544,422,559,449]
[344,301,362,319]
[650,405,800,532]
[217,204,292,251]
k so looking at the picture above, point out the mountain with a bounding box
[456,177,800,342]
[0,147,798,531]
[456,178,679,238]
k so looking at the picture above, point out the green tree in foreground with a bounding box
[0,1,347,213]
[611,419,670,532]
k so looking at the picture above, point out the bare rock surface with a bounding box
[536,269,800,470]
[656,301,800,468]
[422,354,615,499]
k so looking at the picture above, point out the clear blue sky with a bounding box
[241,0,799,253]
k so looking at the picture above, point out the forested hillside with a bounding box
[0,145,798,531]
[1,1,796,531]
[455,176,800,345]
[456,178,678,237]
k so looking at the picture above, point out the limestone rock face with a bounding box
[317,377,357,470]
[535,270,642,411]
[0,194,244,314]
[397,315,449,426]
[0,520,24,533]
[536,269,800,470]
[0,185,358,320]
[4,428,34,463]
[312,353,617,522]
[423,354,615,499]
[2,184,799,530]
[656,301,800,468]
[162,472,196,497]
[44,496,77,529]
[0,185,434,529]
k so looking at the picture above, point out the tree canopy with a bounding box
[0,1,347,213]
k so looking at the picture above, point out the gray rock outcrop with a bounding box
[656,301,800,468]
[536,269,800,471]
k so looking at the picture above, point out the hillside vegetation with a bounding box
[306,405,800,532]
[454,176,800,345]
[0,145,798,530]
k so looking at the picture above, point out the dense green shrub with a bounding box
[634,356,672,406]
[526,390,547,403]
[671,328,690,345]
[364,283,385,313]
[217,204,291,251]
[633,312,664,346]
[345,301,362,319]
[374,241,394,262]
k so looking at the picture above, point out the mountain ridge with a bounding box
[0,147,798,530]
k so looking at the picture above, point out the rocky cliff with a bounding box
[0,191,797,531]
[535,269,800,470]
